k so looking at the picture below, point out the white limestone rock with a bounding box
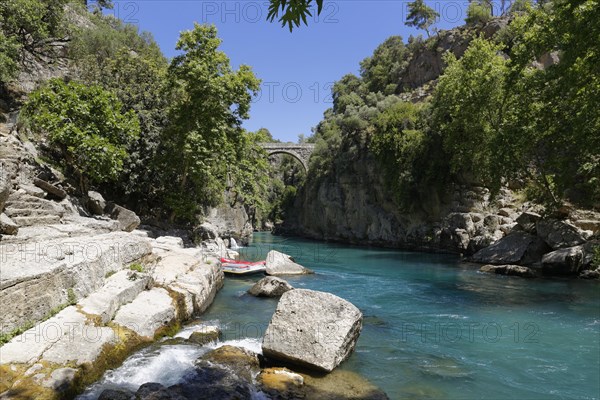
[265,250,313,275]
[262,289,362,372]
[113,288,176,338]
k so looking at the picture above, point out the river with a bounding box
[80,232,600,399]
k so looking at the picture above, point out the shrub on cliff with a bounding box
[23,79,140,191]
[0,32,19,83]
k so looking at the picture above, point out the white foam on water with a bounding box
[206,337,264,355]
[230,237,241,250]
[77,344,205,399]
[174,320,222,340]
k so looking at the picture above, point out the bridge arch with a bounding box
[259,143,315,172]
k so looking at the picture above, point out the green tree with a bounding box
[370,101,428,206]
[256,127,278,142]
[360,36,410,94]
[68,13,172,212]
[466,1,493,24]
[506,0,600,205]
[405,0,439,37]
[161,23,260,221]
[431,37,508,187]
[229,129,271,223]
[0,32,20,83]
[23,79,140,191]
[0,0,68,50]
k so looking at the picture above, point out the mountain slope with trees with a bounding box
[282,1,599,260]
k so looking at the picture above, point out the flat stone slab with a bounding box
[79,270,152,324]
[113,288,176,338]
[41,323,117,366]
[0,232,152,334]
[0,307,81,365]
[153,252,198,285]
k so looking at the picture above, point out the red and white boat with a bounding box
[219,257,266,275]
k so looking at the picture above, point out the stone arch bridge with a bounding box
[259,143,316,172]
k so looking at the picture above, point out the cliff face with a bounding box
[398,17,510,90]
[282,151,520,254]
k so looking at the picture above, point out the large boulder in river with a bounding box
[248,276,294,297]
[536,219,586,249]
[105,203,140,232]
[541,245,585,276]
[471,231,550,265]
[265,250,313,275]
[262,289,363,372]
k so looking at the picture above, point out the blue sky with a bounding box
[107,0,469,142]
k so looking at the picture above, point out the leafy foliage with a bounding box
[159,23,261,221]
[405,0,439,37]
[0,0,68,49]
[69,13,171,211]
[0,32,20,83]
[267,0,324,31]
[360,37,410,94]
[0,0,69,83]
[506,0,600,206]
[466,1,493,24]
[431,37,507,187]
[23,79,140,190]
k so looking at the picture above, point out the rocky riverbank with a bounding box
[281,158,600,279]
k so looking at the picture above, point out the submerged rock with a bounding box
[471,231,550,265]
[265,250,313,275]
[300,369,389,400]
[98,388,135,400]
[479,264,537,278]
[418,356,472,379]
[200,345,260,382]
[248,276,294,297]
[262,289,362,372]
[258,367,305,399]
[187,325,221,345]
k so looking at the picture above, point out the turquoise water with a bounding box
[204,232,600,400]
